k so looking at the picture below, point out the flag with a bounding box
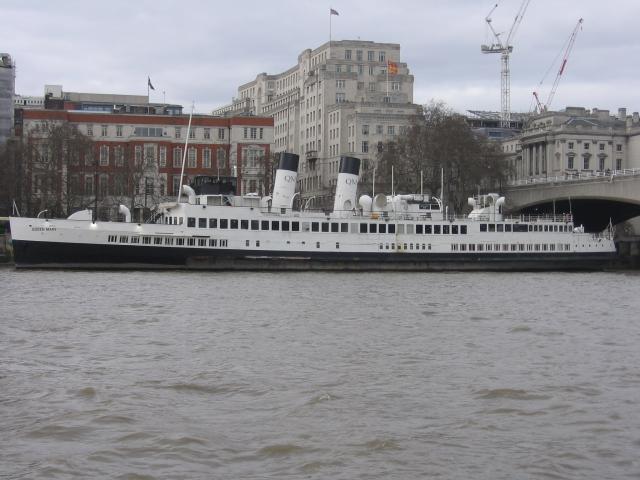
[330,8,339,15]
[387,61,398,75]
[148,77,155,90]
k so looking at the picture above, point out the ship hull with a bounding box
[12,239,616,271]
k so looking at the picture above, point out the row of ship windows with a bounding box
[480,223,572,233]
[107,235,229,248]
[451,243,571,252]
[180,217,472,235]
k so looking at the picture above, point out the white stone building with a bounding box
[213,40,422,207]
[503,107,640,184]
[0,53,15,145]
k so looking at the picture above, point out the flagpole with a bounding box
[329,9,332,42]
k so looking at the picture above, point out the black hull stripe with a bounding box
[12,240,616,271]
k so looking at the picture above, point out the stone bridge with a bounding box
[504,169,640,231]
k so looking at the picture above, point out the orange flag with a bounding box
[387,61,398,75]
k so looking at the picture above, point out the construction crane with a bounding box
[533,18,584,113]
[481,0,531,127]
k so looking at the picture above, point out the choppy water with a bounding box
[1,269,640,479]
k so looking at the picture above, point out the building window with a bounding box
[568,142,574,149]
[387,125,395,135]
[218,128,225,140]
[259,128,263,139]
[599,157,605,171]
[86,124,93,136]
[203,148,211,168]
[383,96,390,103]
[368,50,374,61]
[356,50,363,61]
[368,82,376,92]
[99,174,108,196]
[159,146,167,167]
[243,127,248,139]
[204,128,210,139]
[583,157,589,170]
[336,64,342,73]
[599,143,605,151]
[345,49,352,60]
[173,147,183,167]
[336,80,345,88]
[376,124,383,134]
[84,175,94,195]
[391,82,400,91]
[362,124,369,135]
[217,148,226,168]
[336,93,346,103]
[616,158,622,170]
[616,144,622,152]
[144,144,156,164]
[584,142,589,150]
[99,145,109,166]
[116,125,123,137]
[101,125,108,137]
[362,141,369,153]
[250,127,257,139]
[358,65,364,75]
[567,157,574,169]
[135,145,142,164]
[187,147,197,168]
[115,146,124,166]
[189,128,196,139]
[379,51,386,62]
[173,176,181,195]
[175,127,181,139]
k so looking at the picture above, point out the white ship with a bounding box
[10,153,616,270]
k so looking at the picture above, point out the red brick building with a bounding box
[19,109,273,219]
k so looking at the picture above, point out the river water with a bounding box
[1,269,640,479]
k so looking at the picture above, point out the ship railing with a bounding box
[508,168,640,186]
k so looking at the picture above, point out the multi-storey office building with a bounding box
[20,109,272,219]
[502,107,640,183]
[213,40,422,207]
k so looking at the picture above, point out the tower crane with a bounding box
[481,0,531,127]
[533,18,584,113]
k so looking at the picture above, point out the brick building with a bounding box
[19,109,273,220]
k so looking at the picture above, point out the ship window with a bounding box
[486,244,492,251]
[246,240,250,247]
[369,223,377,234]
[271,221,280,231]
[341,223,348,233]
[497,224,504,232]
[388,224,396,234]
[282,221,290,231]
[108,235,117,243]
[403,243,408,250]
[360,223,367,233]
[542,244,548,251]
[220,219,228,229]
[256,240,260,247]
[398,224,405,234]
[316,242,320,248]
[469,244,475,251]
[187,217,196,227]
[513,224,528,232]
[535,244,541,251]
[119,236,128,243]
[331,222,339,233]
[409,243,413,250]
[143,236,152,244]
[424,225,432,234]
[220,240,228,247]
[553,225,558,232]
[511,244,517,251]
[477,244,484,251]
[198,218,206,228]
[336,242,340,249]
[544,225,549,232]
[452,244,458,251]
[505,224,512,232]
[321,222,329,233]
[549,244,555,251]
[489,224,495,232]
[460,244,466,251]
[261,220,269,230]
[529,225,534,232]
[179,217,183,225]
[164,237,173,245]
[442,225,450,234]
[312,222,320,232]
[391,243,396,250]
[198,239,207,246]
[379,243,383,250]
[480,223,487,232]
[386,244,390,250]
[251,220,259,230]
[301,222,310,232]
[461,225,467,234]
[452,225,458,234]
[379,224,386,234]
[131,237,140,244]
[208,239,216,247]
[406,224,414,234]
[292,222,300,232]
[434,225,441,234]
[519,244,525,251]
[241,220,249,229]
[176,238,184,245]
[209,218,218,228]
[230,219,238,229]
[188,238,196,246]
[416,224,423,234]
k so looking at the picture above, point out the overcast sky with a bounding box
[3,0,640,116]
